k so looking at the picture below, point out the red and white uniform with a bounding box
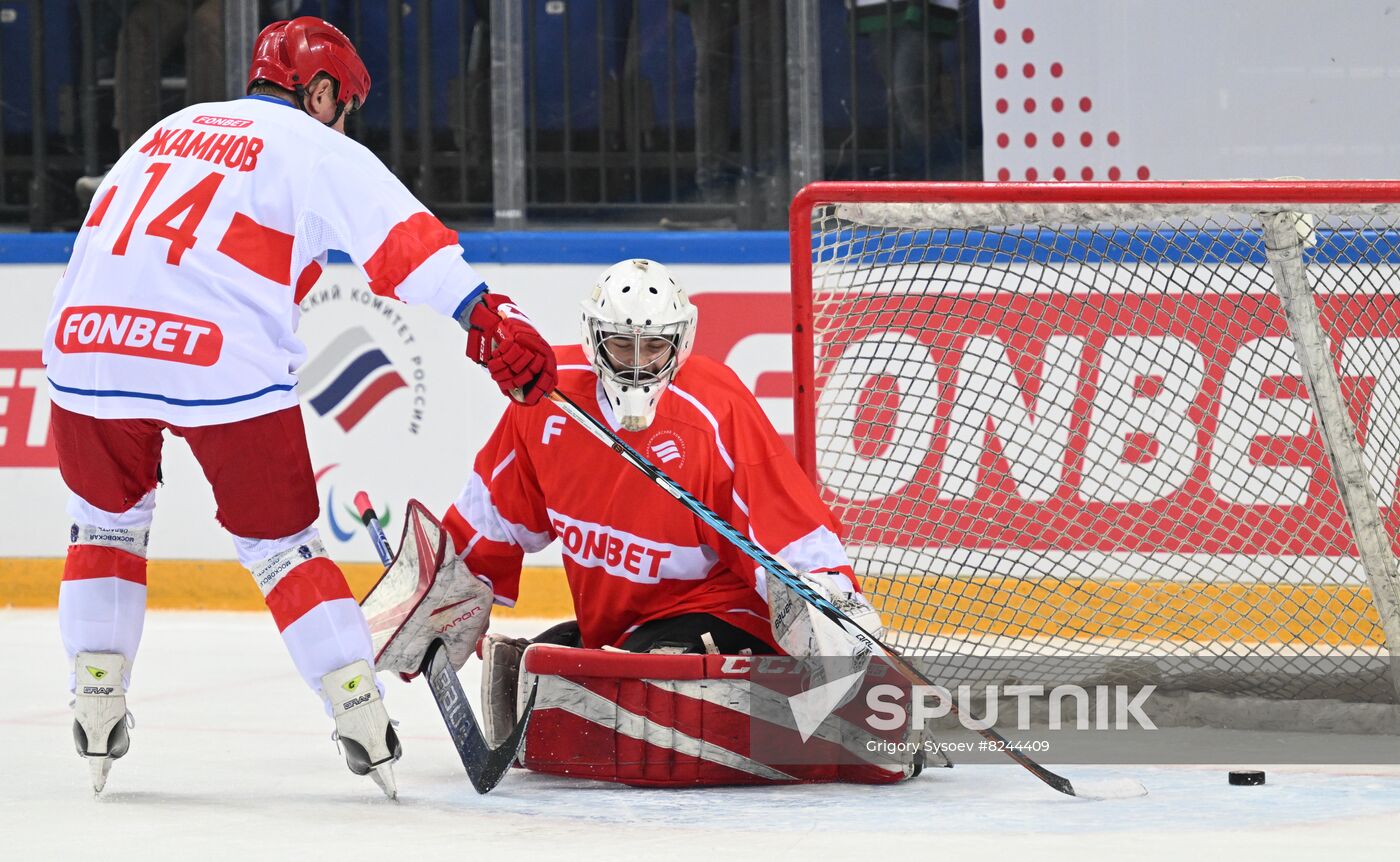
[44,95,483,426]
[445,347,860,651]
[48,95,485,704]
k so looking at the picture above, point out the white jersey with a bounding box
[44,95,484,426]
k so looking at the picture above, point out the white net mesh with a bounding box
[801,193,1400,703]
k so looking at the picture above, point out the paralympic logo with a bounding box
[315,464,393,543]
[299,326,407,432]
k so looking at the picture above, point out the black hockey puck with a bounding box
[1229,770,1265,786]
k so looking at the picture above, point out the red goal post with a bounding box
[789,181,1400,704]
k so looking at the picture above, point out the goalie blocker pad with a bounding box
[359,500,493,677]
[509,645,923,787]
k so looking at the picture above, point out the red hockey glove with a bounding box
[463,292,558,405]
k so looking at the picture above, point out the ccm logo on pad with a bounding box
[56,306,223,366]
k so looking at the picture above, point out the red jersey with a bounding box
[443,347,859,650]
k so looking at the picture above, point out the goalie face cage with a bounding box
[790,181,1400,704]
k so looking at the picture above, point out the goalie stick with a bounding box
[423,639,537,795]
[542,391,1091,799]
[354,492,536,794]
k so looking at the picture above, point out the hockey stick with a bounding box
[543,391,1084,798]
[355,493,535,794]
[423,639,536,795]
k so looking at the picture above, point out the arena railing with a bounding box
[2,0,982,232]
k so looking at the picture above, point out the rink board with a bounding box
[0,559,575,618]
[4,556,1375,646]
[0,232,794,616]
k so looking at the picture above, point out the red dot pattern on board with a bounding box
[1137,165,1151,180]
[986,5,1105,187]
[1109,166,1122,181]
[1107,131,1120,146]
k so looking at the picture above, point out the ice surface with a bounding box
[4,610,1399,860]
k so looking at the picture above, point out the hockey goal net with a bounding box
[791,181,1400,704]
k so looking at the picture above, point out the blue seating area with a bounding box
[0,0,978,227]
[0,1,77,136]
[0,0,903,138]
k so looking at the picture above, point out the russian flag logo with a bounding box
[299,326,407,432]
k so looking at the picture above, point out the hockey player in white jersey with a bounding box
[43,16,557,796]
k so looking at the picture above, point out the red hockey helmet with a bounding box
[247,17,370,114]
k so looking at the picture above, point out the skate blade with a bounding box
[88,756,112,793]
[369,763,398,800]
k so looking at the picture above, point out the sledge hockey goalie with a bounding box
[366,259,928,786]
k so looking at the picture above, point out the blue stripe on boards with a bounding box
[0,231,790,265]
[13,228,1400,266]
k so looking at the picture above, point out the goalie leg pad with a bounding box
[517,645,919,787]
[480,632,530,749]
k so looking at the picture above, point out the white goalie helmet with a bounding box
[580,259,697,432]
